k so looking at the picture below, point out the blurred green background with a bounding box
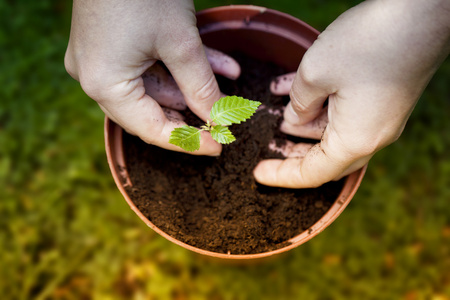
[1,0,449,299]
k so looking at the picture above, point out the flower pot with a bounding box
[105,5,367,260]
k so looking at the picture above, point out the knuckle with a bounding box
[79,73,101,99]
[297,56,320,87]
[64,50,78,80]
[192,73,219,103]
[64,46,112,102]
[78,68,111,102]
[288,92,309,114]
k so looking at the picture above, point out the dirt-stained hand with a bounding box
[254,0,450,188]
[65,0,240,156]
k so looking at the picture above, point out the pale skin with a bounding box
[66,0,450,188]
[65,0,240,156]
[254,0,450,188]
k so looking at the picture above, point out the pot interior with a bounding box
[197,6,319,72]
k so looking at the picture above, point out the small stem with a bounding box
[200,120,214,131]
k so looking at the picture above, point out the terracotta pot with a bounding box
[105,5,367,260]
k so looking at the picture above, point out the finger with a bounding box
[160,107,185,122]
[253,129,357,188]
[142,63,187,110]
[268,140,295,157]
[99,81,222,156]
[270,72,296,95]
[100,102,185,129]
[204,46,241,80]
[268,140,314,158]
[286,143,315,158]
[280,108,328,140]
[286,66,331,126]
[253,147,339,188]
[163,38,222,122]
[143,48,240,111]
[269,71,329,140]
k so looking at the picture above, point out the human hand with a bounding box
[254,0,450,188]
[64,0,240,156]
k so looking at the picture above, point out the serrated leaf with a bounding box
[210,96,261,126]
[169,125,201,152]
[210,125,236,144]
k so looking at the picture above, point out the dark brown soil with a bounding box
[123,54,344,255]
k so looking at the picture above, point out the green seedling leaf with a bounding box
[210,96,261,126]
[210,125,236,144]
[169,125,201,152]
[169,95,260,152]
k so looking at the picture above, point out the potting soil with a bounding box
[123,54,344,254]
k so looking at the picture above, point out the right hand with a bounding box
[64,0,240,156]
[254,0,450,188]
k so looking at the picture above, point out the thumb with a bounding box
[163,37,222,122]
[253,127,366,188]
[284,63,331,128]
[98,77,222,156]
[253,129,341,188]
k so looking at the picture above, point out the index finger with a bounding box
[163,36,221,122]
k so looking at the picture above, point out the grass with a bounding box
[1,0,449,299]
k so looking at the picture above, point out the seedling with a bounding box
[169,96,261,152]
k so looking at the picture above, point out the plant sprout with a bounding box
[169,96,261,152]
